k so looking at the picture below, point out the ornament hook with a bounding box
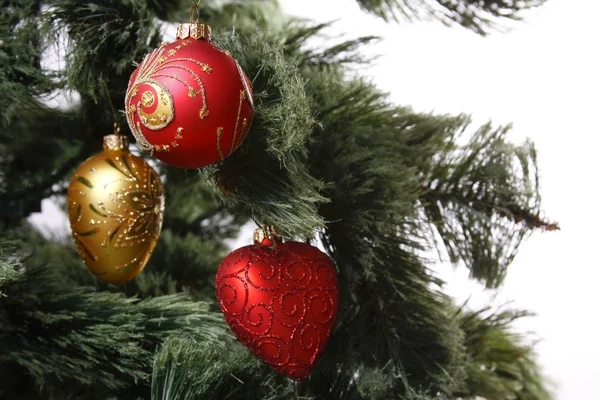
[190,0,203,24]
[253,225,282,248]
[250,214,263,230]
[102,79,121,135]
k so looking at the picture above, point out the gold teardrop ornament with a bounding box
[67,135,165,284]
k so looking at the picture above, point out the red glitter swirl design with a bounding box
[215,241,339,380]
[216,275,248,316]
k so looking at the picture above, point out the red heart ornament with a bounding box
[215,227,339,380]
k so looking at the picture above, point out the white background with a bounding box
[29,0,599,398]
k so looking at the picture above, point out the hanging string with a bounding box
[102,80,120,135]
[189,0,202,24]
[250,214,263,230]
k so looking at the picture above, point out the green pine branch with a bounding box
[43,0,162,99]
[162,167,248,241]
[356,0,547,35]
[0,0,58,125]
[150,305,551,400]
[0,1,555,399]
[454,305,553,400]
[151,336,293,400]
[206,30,328,238]
[0,231,228,399]
[419,123,557,288]
[296,48,466,395]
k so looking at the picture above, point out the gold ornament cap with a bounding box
[254,225,282,247]
[176,23,212,42]
[103,134,130,151]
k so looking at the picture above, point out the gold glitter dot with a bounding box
[141,91,156,107]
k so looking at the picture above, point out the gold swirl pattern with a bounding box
[68,138,164,284]
[125,44,211,154]
[137,82,173,130]
[215,240,339,381]
[236,60,254,111]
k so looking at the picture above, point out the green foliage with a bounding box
[204,0,288,34]
[0,104,86,218]
[0,237,20,297]
[0,1,75,217]
[0,0,553,399]
[152,336,294,400]
[455,305,553,400]
[356,0,547,35]
[0,230,227,399]
[145,0,185,20]
[126,229,229,299]
[43,0,161,99]
[0,0,57,124]
[420,124,553,288]
[162,167,246,241]
[207,29,328,238]
[294,41,462,396]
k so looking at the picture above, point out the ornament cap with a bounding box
[254,225,282,247]
[103,134,130,151]
[176,23,212,42]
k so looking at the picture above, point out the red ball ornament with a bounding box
[215,226,339,381]
[125,23,254,169]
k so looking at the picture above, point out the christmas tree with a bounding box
[0,0,557,398]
